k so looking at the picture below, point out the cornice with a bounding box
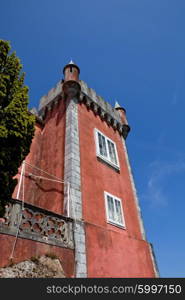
[79,91,130,139]
[36,81,130,139]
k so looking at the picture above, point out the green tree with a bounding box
[0,40,35,217]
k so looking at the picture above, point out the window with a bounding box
[95,129,119,169]
[105,192,125,228]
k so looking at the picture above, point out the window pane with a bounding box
[115,199,123,224]
[107,195,115,221]
[107,140,117,165]
[98,132,107,157]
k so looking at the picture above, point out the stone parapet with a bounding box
[0,199,74,249]
[37,80,130,139]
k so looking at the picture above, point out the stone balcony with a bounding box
[0,199,74,249]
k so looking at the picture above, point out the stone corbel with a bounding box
[99,108,106,120]
[91,102,98,114]
[53,98,59,107]
[79,93,85,103]
[106,114,112,125]
[86,98,91,108]
[112,119,118,130]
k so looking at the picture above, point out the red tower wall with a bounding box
[13,99,66,215]
[4,98,75,275]
[35,99,66,214]
[78,102,155,277]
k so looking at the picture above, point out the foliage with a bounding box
[0,40,35,217]
[30,256,40,264]
[45,253,58,260]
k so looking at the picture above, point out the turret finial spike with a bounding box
[114,100,121,109]
[69,59,74,64]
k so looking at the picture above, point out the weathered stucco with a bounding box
[0,62,158,277]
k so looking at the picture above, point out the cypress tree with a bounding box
[0,40,35,217]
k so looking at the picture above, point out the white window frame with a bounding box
[104,191,126,228]
[94,128,120,170]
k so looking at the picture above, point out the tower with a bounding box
[0,61,159,278]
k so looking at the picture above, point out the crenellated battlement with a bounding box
[34,79,130,139]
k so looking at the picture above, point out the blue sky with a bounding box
[1,0,185,277]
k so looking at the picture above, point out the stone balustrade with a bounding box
[0,199,74,249]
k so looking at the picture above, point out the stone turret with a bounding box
[62,60,81,99]
[114,100,128,125]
